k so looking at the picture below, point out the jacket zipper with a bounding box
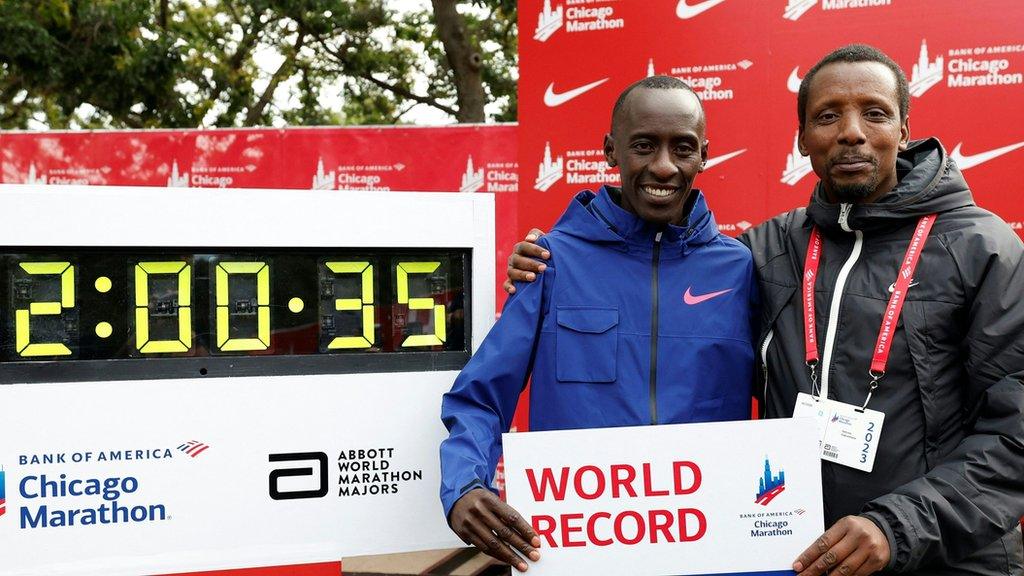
[650,231,662,425]
[818,203,863,399]
[760,329,775,415]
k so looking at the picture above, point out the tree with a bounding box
[0,0,518,129]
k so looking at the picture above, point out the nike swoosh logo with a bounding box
[888,281,920,293]
[543,78,610,107]
[787,67,802,93]
[677,0,729,19]
[703,149,746,170]
[950,141,1024,171]
[683,287,733,305]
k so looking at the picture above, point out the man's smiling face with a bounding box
[799,61,910,203]
[604,87,708,225]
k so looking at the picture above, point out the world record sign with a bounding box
[503,418,824,576]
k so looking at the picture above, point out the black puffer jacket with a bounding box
[741,138,1024,574]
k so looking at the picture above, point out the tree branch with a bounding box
[244,28,305,126]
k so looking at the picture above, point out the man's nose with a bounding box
[837,114,867,145]
[650,147,679,180]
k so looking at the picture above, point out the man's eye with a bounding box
[817,112,838,122]
[632,142,654,152]
[866,110,889,119]
[675,146,695,156]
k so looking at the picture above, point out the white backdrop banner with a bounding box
[0,373,463,576]
[503,418,824,576]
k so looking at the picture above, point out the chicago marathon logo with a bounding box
[783,0,893,21]
[534,142,565,192]
[533,0,624,43]
[459,156,517,193]
[755,456,785,505]
[647,57,754,102]
[781,131,813,186]
[908,38,1024,98]
[534,144,618,192]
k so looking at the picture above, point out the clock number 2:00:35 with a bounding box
[13,260,447,357]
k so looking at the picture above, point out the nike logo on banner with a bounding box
[683,287,733,305]
[787,67,803,93]
[704,149,746,170]
[677,0,729,19]
[950,141,1024,170]
[543,78,610,107]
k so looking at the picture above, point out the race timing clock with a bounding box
[0,185,495,383]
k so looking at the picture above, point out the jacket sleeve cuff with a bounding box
[443,479,491,522]
[860,511,900,571]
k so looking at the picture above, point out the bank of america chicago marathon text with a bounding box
[337,448,423,496]
[12,448,176,529]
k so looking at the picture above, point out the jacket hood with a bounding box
[552,185,720,252]
[806,138,975,234]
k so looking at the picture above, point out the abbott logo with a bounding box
[460,155,485,193]
[534,0,563,42]
[269,452,329,500]
[783,0,817,20]
[535,142,564,192]
[781,132,813,186]
[909,39,944,97]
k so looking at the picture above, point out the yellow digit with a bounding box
[134,262,192,353]
[325,262,374,349]
[15,262,74,356]
[215,262,270,351]
[396,261,446,347]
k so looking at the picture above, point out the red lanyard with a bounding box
[802,214,936,401]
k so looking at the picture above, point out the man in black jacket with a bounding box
[507,45,1024,575]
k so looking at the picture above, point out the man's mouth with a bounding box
[640,185,678,198]
[831,156,874,173]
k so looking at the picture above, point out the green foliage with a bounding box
[0,0,518,128]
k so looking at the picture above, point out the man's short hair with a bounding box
[797,44,910,128]
[611,75,700,132]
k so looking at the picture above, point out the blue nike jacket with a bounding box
[439,186,757,517]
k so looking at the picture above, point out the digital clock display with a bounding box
[0,248,470,382]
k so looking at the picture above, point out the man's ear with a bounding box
[797,126,808,156]
[899,116,910,151]
[603,133,617,167]
[698,140,709,173]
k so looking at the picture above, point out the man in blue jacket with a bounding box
[439,75,758,572]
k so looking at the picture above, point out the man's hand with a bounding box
[793,516,890,576]
[449,488,542,572]
[503,229,550,295]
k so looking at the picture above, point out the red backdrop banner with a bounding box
[517,0,1024,239]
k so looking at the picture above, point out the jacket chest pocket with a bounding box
[555,306,619,383]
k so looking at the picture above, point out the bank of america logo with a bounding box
[178,440,211,458]
[534,0,563,42]
[909,39,944,97]
[781,131,813,185]
[783,0,817,20]
[0,467,6,517]
[311,157,335,190]
[534,142,564,192]
[756,457,786,505]
[460,155,485,193]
